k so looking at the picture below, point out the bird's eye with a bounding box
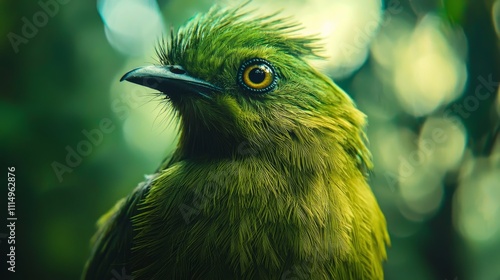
[237,58,278,94]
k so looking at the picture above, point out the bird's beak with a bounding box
[120,65,221,98]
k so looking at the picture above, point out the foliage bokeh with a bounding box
[0,0,498,279]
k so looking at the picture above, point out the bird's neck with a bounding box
[176,126,241,159]
[175,125,344,177]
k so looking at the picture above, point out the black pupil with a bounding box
[248,66,267,84]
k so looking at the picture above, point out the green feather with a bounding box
[83,4,389,280]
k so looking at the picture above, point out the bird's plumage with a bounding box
[83,4,389,280]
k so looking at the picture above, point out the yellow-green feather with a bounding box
[84,4,389,280]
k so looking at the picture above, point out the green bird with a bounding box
[83,4,389,280]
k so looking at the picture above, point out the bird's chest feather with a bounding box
[131,158,353,279]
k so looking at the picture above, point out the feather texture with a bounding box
[84,4,389,280]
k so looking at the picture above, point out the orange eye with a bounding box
[237,58,278,93]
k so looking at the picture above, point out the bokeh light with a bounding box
[247,0,383,79]
[109,62,179,166]
[493,0,500,37]
[2,0,498,279]
[455,159,500,243]
[98,0,165,56]
[374,13,468,116]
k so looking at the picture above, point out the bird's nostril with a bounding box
[170,66,186,75]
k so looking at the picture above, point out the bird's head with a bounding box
[122,5,370,165]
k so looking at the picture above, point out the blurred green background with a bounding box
[1,0,499,279]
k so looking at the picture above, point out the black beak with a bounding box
[120,65,221,98]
